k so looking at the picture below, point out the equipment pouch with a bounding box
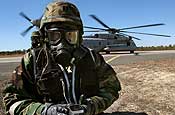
[37,68,65,102]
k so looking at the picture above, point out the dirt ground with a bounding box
[0,58,175,115]
[0,54,24,58]
[105,58,175,115]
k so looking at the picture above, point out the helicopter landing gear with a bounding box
[130,50,134,53]
[106,51,110,54]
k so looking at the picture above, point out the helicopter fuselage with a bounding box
[82,33,137,53]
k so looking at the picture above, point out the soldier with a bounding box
[31,31,42,48]
[3,1,121,115]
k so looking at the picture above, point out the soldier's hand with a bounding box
[41,103,68,115]
[67,104,85,115]
[80,98,95,115]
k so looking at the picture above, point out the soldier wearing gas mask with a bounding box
[3,1,121,115]
[31,31,42,48]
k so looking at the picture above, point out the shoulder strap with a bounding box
[88,48,96,64]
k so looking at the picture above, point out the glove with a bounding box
[41,103,68,115]
[67,104,85,115]
[81,98,95,115]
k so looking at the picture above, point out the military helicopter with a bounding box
[83,15,171,54]
[19,12,171,54]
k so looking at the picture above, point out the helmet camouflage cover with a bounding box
[40,1,83,30]
[31,31,40,37]
[31,31,42,48]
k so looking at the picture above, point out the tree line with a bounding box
[137,44,175,51]
[0,45,175,55]
[0,49,26,55]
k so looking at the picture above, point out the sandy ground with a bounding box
[0,54,24,58]
[105,58,175,115]
[0,58,175,115]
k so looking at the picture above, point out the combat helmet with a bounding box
[31,31,43,48]
[40,1,83,32]
[31,31,40,37]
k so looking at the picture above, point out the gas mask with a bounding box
[45,24,81,67]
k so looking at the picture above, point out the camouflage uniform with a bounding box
[3,1,121,115]
[3,47,121,115]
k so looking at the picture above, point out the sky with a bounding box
[0,0,175,51]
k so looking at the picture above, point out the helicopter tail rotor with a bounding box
[21,25,34,37]
[19,12,41,36]
[19,12,32,23]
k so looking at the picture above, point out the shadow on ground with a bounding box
[102,112,148,115]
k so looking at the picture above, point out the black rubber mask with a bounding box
[50,39,75,67]
[45,25,81,67]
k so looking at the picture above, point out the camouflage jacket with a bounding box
[3,47,121,115]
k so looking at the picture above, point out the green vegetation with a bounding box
[137,44,175,51]
[0,45,175,55]
[0,49,26,56]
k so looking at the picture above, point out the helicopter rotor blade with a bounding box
[84,26,107,31]
[131,36,141,40]
[119,23,165,30]
[21,25,34,37]
[34,14,43,28]
[84,30,105,32]
[89,15,110,29]
[119,33,141,40]
[19,12,32,23]
[120,30,171,37]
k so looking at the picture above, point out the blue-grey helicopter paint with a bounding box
[82,33,137,54]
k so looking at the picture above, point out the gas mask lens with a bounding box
[46,28,79,45]
[66,30,79,45]
[47,31,61,44]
